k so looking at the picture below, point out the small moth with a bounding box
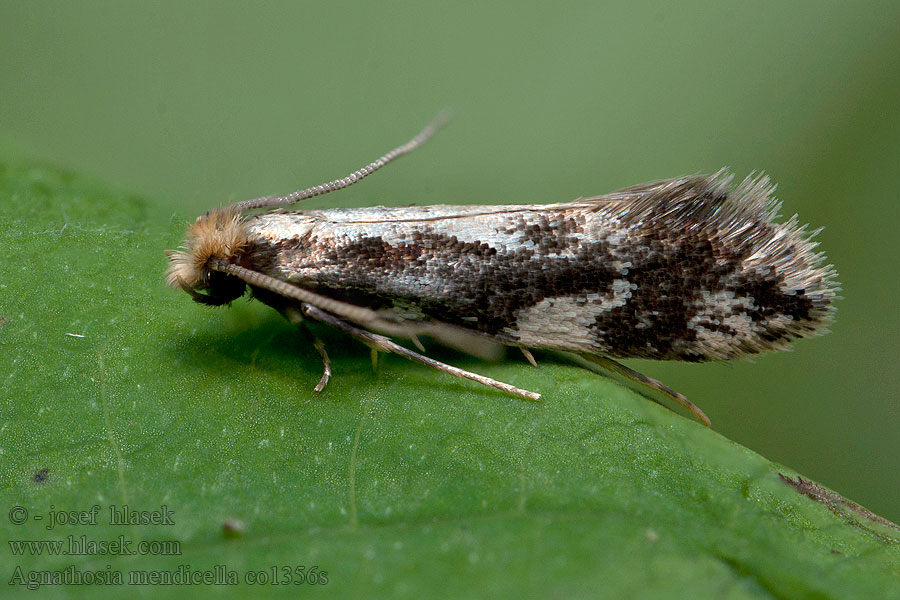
[166,114,837,426]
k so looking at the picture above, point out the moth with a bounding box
[166,115,837,426]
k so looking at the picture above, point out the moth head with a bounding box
[165,206,249,306]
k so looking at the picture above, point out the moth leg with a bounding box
[579,354,711,427]
[370,348,380,373]
[301,304,541,402]
[282,307,332,393]
[520,347,538,367]
[410,334,426,352]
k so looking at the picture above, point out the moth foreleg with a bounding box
[301,304,541,402]
[578,354,711,427]
[282,306,332,393]
[410,334,426,352]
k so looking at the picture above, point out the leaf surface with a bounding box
[1,160,898,599]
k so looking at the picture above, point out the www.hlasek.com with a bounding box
[9,535,181,557]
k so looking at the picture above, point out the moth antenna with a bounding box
[231,110,451,213]
[301,304,542,402]
[210,259,504,360]
[212,259,383,323]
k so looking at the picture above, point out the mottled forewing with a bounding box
[241,172,836,361]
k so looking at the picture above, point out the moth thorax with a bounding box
[165,206,250,305]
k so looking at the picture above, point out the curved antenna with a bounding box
[231,110,451,213]
[208,258,506,363]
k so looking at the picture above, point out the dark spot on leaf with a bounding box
[778,473,900,541]
[0,315,9,329]
[222,518,245,537]
[33,468,49,483]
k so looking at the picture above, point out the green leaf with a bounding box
[1,159,898,599]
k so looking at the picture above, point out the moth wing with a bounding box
[313,203,570,224]
[577,171,730,205]
[576,169,779,232]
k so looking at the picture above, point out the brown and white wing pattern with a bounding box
[240,171,837,362]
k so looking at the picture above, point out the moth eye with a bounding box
[202,271,247,306]
[197,269,213,288]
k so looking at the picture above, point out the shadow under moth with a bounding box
[166,114,838,426]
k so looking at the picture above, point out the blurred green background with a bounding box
[2,0,897,524]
